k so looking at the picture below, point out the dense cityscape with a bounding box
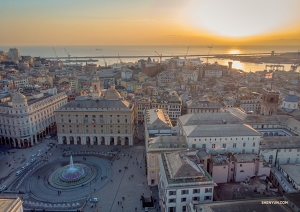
[0,46,300,212]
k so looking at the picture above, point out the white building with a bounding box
[181,124,261,154]
[13,78,29,88]
[259,137,300,166]
[8,48,20,61]
[282,90,298,112]
[120,68,133,79]
[0,88,67,148]
[158,150,216,212]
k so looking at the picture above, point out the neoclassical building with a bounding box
[55,75,136,146]
[0,88,67,148]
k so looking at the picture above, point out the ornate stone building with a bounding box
[0,88,67,148]
[55,76,136,146]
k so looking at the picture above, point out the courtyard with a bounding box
[0,138,157,212]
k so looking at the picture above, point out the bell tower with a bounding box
[91,72,102,98]
[260,88,280,115]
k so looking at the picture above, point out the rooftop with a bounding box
[260,136,300,149]
[280,164,300,185]
[179,112,243,126]
[192,198,290,212]
[0,197,23,212]
[160,151,215,185]
[183,124,261,137]
[147,136,187,151]
[145,109,172,129]
[56,97,132,111]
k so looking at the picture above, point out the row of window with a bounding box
[168,188,212,196]
[193,137,256,141]
[192,142,256,149]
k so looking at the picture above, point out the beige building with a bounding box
[151,90,182,125]
[0,197,23,212]
[55,75,136,146]
[146,136,187,185]
[0,88,67,148]
[136,97,151,123]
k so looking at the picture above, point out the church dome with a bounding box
[105,83,121,100]
[283,90,298,103]
[12,92,27,104]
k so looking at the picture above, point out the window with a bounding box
[193,197,199,201]
[242,149,245,154]
[223,143,226,148]
[243,143,246,147]
[169,191,176,196]
[181,190,189,195]
[202,144,206,148]
[205,188,212,193]
[289,149,292,152]
[212,144,215,148]
[168,207,176,212]
[182,206,187,212]
[205,196,212,200]
[192,144,196,148]
[193,189,200,194]
[253,142,255,147]
[233,143,236,148]
[269,155,273,164]
[296,158,299,164]
[181,198,186,202]
[287,158,290,164]
[240,164,242,167]
[168,199,176,203]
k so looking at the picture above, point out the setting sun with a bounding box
[182,0,300,40]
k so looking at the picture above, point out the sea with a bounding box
[0,45,298,72]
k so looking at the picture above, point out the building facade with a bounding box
[0,89,67,148]
[55,79,136,146]
[158,151,216,212]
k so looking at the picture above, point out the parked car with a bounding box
[0,185,7,191]
[45,135,51,139]
[31,158,36,163]
[31,154,36,158]
[46,146,51,150]
[37,152,42,157]
[90,198,98,203]
[16,170,22,176]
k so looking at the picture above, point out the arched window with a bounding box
[269,155,273,164]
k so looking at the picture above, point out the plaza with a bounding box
[0,138,158,212]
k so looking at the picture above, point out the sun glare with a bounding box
[183,0,299,38]
[228,49,240,55]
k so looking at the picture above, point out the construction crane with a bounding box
[184,46,189,59]
[206,44,213,65]
[52,47,59,61]
[102,55,107,67]
[64,48,71,62]
[155,51,162,63]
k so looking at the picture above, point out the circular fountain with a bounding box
[50,155,97,188]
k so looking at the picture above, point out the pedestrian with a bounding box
[118,201,119,205]
[133,162,134,164]
[129,177,130,180]
[122,197,125,200]
[135,207,137,211]
[111,179,113,182]
[122,206,123,209]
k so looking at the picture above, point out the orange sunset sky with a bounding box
[1,0,300,46]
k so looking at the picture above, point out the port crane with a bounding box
[102,55,107,67]
[155,51,162,63]
[64,48,71,62]
[52,47,59,61]
[206,44,213,64]
[184,46,189,59]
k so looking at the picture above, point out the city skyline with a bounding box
[1,0,300,46]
